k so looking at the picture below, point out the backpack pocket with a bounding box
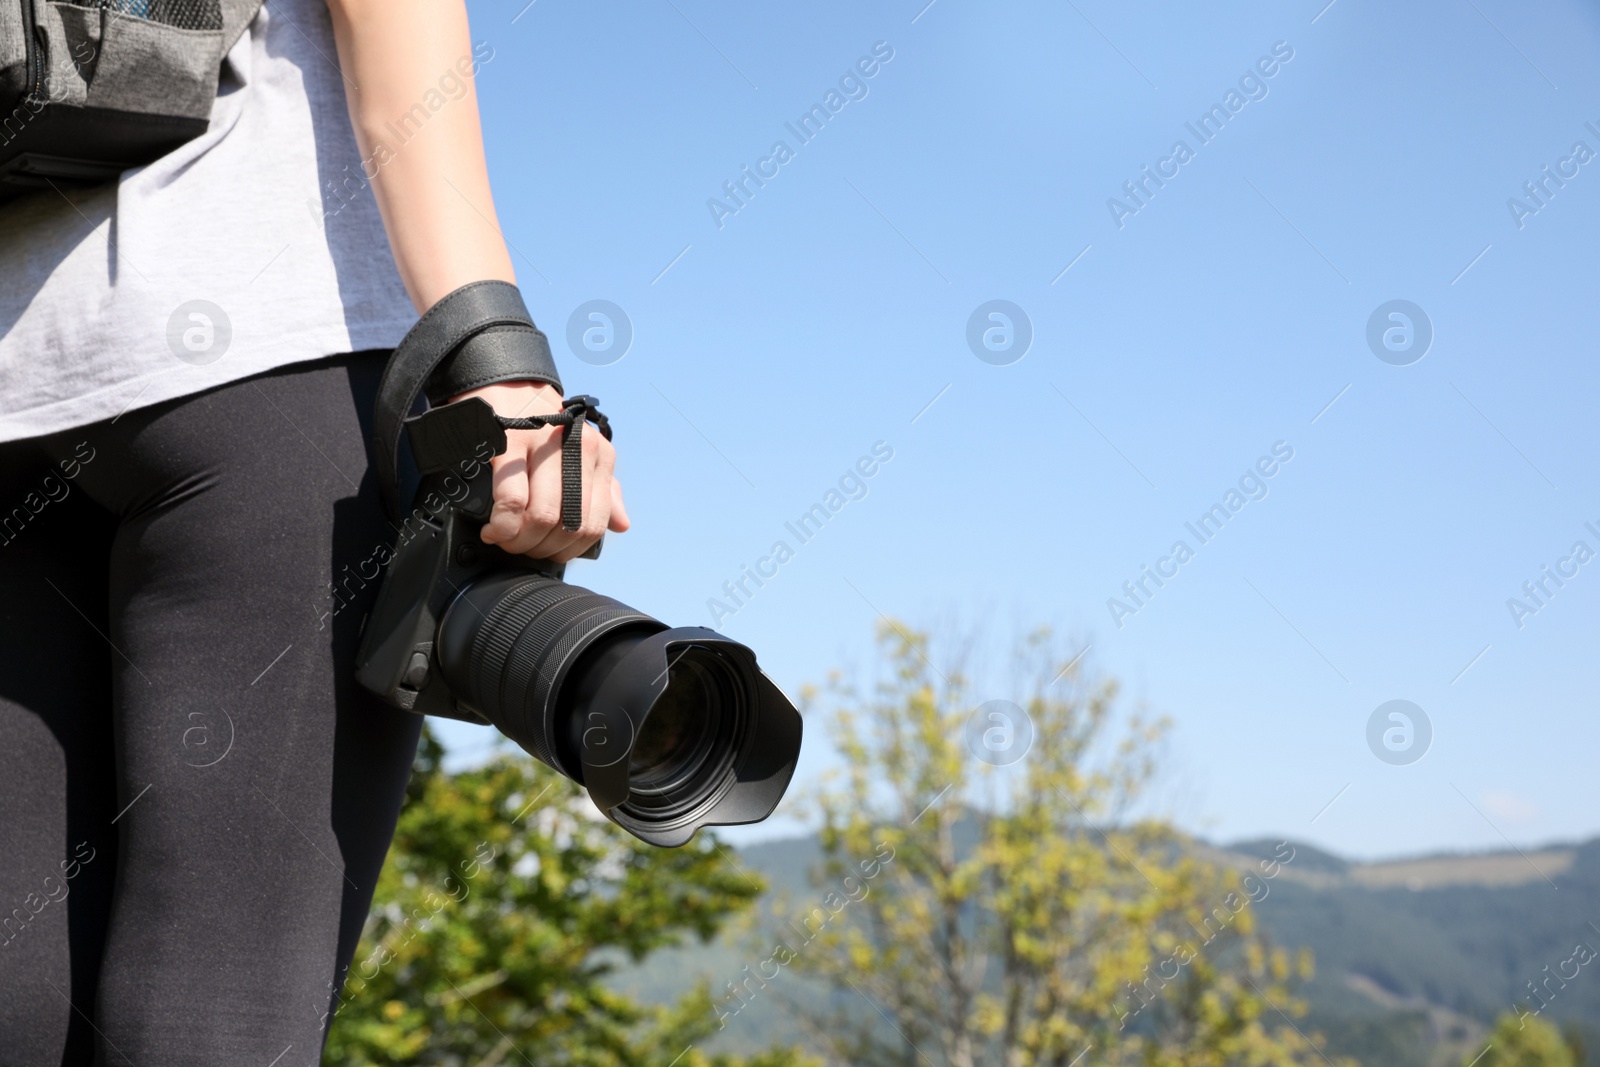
[1,0,246,201]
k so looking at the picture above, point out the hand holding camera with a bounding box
[449,379,629,563]
[359,281,802,848]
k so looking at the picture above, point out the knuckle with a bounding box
[526,500,561,529]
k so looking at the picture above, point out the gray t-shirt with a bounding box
[0,0,415,443]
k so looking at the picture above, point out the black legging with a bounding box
[0,353,422,1066]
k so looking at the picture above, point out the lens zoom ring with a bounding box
[469,578,586,718]
[465,576,652,772]
[503,599,649,769]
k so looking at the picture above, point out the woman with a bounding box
[0,0,625,1061]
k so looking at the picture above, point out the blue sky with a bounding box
[435,0,1600,861]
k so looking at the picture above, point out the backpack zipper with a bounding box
[20,0,46,107]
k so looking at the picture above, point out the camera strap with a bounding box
[374,281,563,523]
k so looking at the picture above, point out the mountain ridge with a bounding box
[604,828,1600,1066]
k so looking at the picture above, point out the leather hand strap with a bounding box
[373,281,563,523]
[424,324,560,405]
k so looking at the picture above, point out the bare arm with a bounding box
[324,0,511,312]
[325,0,627,560]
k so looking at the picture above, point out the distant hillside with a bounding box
[604,831,1600,1066]
[1220,836,1600,1066]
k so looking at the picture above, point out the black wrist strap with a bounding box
[373,281,562,523]
[498,395,612,532]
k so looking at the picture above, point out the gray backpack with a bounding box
[0,0,261,201]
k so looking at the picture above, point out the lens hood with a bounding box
[577,628,802,847]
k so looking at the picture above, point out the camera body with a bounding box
[355,451,547,724]
[355,401,802,847]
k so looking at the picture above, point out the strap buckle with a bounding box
[558,394,612,442]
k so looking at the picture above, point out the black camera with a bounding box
[357,283,802,847]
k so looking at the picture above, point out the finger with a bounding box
[550,441,612,563]
[502,430,569,557]
[527,426,606,561]
[479,450,530,546]
[576,436,614,544]
[607,476,630,533]
[521,517,581,562]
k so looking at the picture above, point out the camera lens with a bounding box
[435,572,653,772]
[629,650,719,785]
[618,645,749,827]
[432,571,800,846]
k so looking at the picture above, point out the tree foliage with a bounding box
[325,728,818,1067]
[1472,1013,1579,1067]
[777,620,1352,1067]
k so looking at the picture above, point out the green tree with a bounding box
[325,728,818,1067]
[1472,1013,1578,1067]
[771,621,1351,1067]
